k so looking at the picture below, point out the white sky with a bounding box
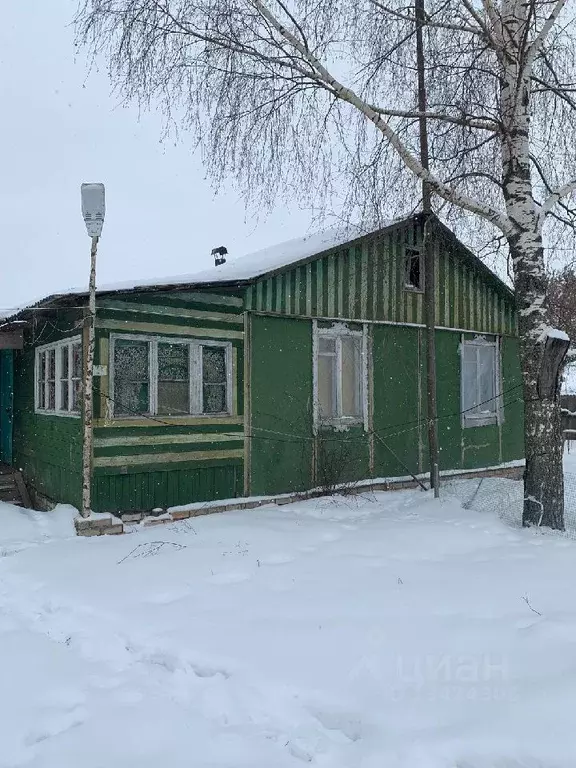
[0,1,315,310]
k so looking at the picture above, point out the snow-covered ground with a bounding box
[2,471,576,767]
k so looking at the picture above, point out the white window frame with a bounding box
[313,321,368,431]
[34,336,82,417]
[109,333,233,419]
[460,335,503,428]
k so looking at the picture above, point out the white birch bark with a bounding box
[81,235,98,518]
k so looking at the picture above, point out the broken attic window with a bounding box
[113,339,150,416]
[202,346,227,414]
[404,248,423,291]
[158,343,190,416]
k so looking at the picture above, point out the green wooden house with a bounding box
[0,214,524,514]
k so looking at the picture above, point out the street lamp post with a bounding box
[80,183,105,518]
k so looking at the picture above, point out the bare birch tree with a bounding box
[76,0,576,529]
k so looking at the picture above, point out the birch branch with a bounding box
[540,178,576,222]
[368,0,483,36]
[367,104,500,131]
[249,0,513,235]
[525,0,569,73]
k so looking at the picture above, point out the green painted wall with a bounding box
[245,218,516,336]
[248,317,524,493]
[90,288,245,513]
[372,325,425,478]
[13,312,83,508]
[249,314,314,495]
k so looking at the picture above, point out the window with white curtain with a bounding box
[461,337,502,427]
[315,324,365,427]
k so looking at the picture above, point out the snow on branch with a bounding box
[540,178,576,223]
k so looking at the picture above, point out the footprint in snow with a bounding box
[206,571,251,585]
[259,553,295,565]
[320,532,342,543]
[144,588,191,605]
[25,707,86,746]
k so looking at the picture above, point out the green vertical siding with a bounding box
[245,220,515,335]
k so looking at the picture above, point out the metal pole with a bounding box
[81,235,98,517]
[415,0,440,496]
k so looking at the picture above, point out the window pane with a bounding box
[72,343,82,379]
[462,342,497,420]
[462,344,478,413]
[72,380,82,414]
[318,354,336,420]
[202,347,226,384]
[202,347,228,413]
[319,337,336,354]
[114,339,150,416]
[47,349,56,410]
[60,346,69,411]
[203,384,227,413]
[158,343,189,415]
[405,250,422,290]
[477,345,496,414]
[71,343,82,413]
[341,336,362,417]
[37,352,46,408]
[60,381,69,411]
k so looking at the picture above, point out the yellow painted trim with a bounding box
[93,448,244,467]
[94,432,244,447]
[99,300,243,325]
[96,318,244,340]
[94,415,244,428]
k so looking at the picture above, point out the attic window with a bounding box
[404,248,423,292]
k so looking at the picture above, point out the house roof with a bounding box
[4,213,513,319]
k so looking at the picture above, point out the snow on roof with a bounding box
[52,221,398,299]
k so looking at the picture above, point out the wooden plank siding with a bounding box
[90,290,245,512]
[245,220,516,336]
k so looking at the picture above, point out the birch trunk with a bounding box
[500,0,565,529]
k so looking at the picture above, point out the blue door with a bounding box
[0,350,14,464]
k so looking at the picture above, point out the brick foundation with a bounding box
[74,464,523,537]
